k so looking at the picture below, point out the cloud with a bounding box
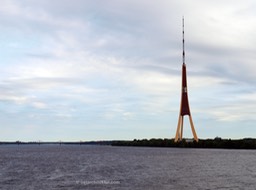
[0,0,256,140]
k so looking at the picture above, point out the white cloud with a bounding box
[32,101,47,109]
[0,0,256,140]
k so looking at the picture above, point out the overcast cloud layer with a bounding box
[0,0,256,141]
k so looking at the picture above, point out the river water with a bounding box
[0,145,256,190]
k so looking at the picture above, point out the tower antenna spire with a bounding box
[182,16,185,65]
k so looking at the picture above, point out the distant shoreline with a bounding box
[0,141,113,146]
[112,138,256,149]
[1,138,256,149]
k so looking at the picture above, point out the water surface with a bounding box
[0,145,256,189]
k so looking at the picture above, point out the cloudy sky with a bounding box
[0,0,256,141]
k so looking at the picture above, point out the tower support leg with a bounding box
[175,116,183,142]
[188,115,198,142]
[174,116,182,142]
[180,116,184,139]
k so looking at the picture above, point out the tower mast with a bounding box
[182,17,185,65]
[174,17,198,142]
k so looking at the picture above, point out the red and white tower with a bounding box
[175,18,198,142]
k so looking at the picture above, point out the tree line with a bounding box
[112,138,256,149]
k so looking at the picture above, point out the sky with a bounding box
[0,0,256,141]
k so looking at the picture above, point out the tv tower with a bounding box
[174,18,198,142]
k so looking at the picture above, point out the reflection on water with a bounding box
[0,145,256,190]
